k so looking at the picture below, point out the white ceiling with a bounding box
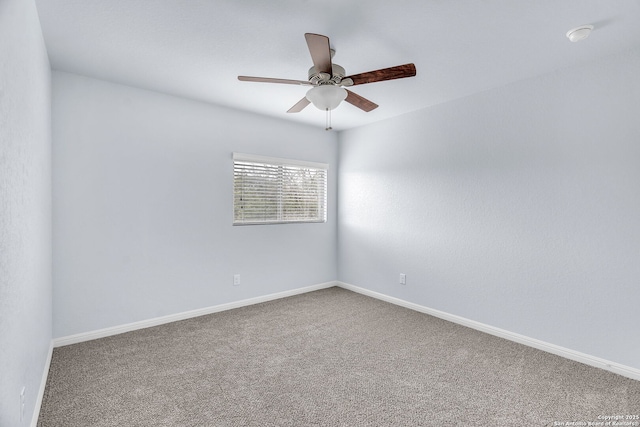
[35,0,640,131]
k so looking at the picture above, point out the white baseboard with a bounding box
[31,341,53,427]
[53,281,337,347]
[336,281,640,382]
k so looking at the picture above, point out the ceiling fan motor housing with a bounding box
[308,63,346,85]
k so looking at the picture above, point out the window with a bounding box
[233,153,327,225]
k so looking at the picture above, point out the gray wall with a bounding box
[52,71,338,337]
[338,48,640,369]
[0,0,53,425]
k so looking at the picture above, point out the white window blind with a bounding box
[233,153,328,225]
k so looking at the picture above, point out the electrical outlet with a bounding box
[20,386,25,422]
[233,274,241,286]
[399,273,406,285]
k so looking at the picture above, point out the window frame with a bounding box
[232,153,328,226]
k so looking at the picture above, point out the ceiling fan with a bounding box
[238,33,416,128]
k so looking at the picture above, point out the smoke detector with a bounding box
[566,25,594,42]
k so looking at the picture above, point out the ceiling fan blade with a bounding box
[287,97,311,113]
[304,33,332,76]
[344,63,416,86]
[238,76,312,86]
[345,90,378,112]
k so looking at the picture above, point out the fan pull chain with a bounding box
[325,108,332,131]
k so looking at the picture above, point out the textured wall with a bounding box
[338,49,640,369]
[52,71,338,338]
[0,0,52,425]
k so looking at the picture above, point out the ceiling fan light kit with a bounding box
[238,33,417,128]
[305,85,347,111]
[566,25,594,42]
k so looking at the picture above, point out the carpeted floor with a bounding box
[38,287,639,426]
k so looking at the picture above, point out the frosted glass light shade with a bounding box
[306,85,347,110]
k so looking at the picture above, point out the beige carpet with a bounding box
[38,287,639,426]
